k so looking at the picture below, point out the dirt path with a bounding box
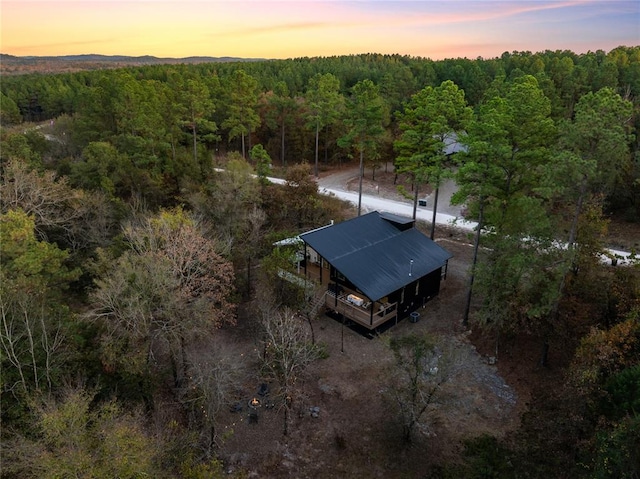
[317,163,464,219]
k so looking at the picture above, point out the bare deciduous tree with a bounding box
[0,290,64,396]
[386,334,466,443]
[1,159,117,251]
[1,160,82,233]
[259,307,321,436]
[0,209,78,398]
[181,342,246,454]
[87,208,235,386]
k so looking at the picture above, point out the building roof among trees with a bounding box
[443,131,468,156]
[300,211,452,301]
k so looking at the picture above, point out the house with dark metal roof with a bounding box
[298,211,452,331]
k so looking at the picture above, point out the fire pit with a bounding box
[248,397,261,424]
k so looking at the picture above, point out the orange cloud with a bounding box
[1,1,637,59]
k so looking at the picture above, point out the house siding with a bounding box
[390,268,442,320]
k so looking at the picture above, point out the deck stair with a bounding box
[307,290,328,318]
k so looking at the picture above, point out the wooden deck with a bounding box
[282,262,399,330]
[324,291,398,330]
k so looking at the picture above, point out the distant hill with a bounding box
[0,53,266,75]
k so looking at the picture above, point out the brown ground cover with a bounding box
[215,235,527,478]
[210,169,521,477]
[211,165,635,477]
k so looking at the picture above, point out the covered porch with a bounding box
[324,290,398,330]
[298,253,400,330]
[282,261,399,330]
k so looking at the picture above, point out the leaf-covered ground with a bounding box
[212,230,526,478]
[210,166,635,477]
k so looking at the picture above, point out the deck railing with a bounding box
[278,268,399,330]
[325,292,398,330]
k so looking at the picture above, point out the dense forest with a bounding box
[1,47,639,478]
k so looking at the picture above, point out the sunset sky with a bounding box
[2,1,638,60]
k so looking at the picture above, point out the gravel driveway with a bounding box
[316,164,472,231]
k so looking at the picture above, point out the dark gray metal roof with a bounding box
[300,211,452,302]
[443,131,468,156]
[379,211,415,229]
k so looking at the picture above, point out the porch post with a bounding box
[304,244,308,278]
[332,266,339,307]
[369,301,373,326]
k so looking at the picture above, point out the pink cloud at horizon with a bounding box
[1,1,637,59]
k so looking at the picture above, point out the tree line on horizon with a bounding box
[1,46,639,477]
[2,47,639,211]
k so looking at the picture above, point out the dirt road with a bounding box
[314,164,634,262]
[316,163,472,230]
